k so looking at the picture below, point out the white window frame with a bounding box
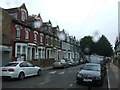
[16,45,21,57]
[21,9,27,21]
[38,48,42,59]
[51,37,53,46]
[25,28,30,40]
[40,33,44,44]
[34,31,38,42]
[46,35,49,46]
[15,25,22,39]
[15,43,27,58]
[38,47,45,59]
[22,46,26,55]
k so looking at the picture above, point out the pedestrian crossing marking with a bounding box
[58,71,65,74]
[49,71,56,74]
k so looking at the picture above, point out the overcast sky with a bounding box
[0,0,119,48]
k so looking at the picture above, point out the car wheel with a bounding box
[76,79,80,84]
[18,72,25,80]
[98,80,103,87]
[37,69,41,76]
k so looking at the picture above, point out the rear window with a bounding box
[83,65,100,71]
[4,63,18,67]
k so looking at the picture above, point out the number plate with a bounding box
[83,79,92,82]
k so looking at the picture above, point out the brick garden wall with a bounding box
[28,58,54,67]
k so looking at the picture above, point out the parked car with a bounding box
[66,59,75,66]
[76,63,104,86]
[89,55,107,75]
[79,58,86,64]
[73,58,79,65]
[2,61,42,80]
[53,59,68,68]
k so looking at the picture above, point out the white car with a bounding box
[2,61,42,80]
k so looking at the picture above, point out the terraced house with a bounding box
[1,3,81,66]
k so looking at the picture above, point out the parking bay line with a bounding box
[58,71,65,75]
[69,84,73,87]
[69,81,77,87]
[107,68,111,90]
[49,71,56,74]
[39,79,53,85]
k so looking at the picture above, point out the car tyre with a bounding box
[98,80,103,87]
[37,69,41,76]
[76,80,80,85]
[18,72,25,80]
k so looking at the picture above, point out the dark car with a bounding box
[89,55,107,75]
[65,59,75,66]
[76,63,104,86]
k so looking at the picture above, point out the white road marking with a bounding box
[59,71,65,75]
[68,81,77,87]
[49,71,56,74]
[69,84,73,87]
[107,68,111,90]
[40,82,45,85]
[39,79,53,85]
[74,81,77,83]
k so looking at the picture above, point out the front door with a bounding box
[32,48,35,59]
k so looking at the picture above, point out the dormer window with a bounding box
[21,9,27,21]
[34,18,42,28]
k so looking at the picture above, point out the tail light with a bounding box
[8,68,14,72]
[59,62,62,64]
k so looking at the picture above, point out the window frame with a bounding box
[17,45,21,57]
[46,35,49,46]
[15,25,22,39]
[34,31,38,42]
[40,33,44,44]
[25,28,30,40]
[21,9,27,21]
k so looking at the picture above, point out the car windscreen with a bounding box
[4,63,18,67]
[83,65,100,71]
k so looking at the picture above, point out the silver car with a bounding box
[53,59,68,68]
[2,61,42,80]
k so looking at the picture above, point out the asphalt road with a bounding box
[2,64,108,90]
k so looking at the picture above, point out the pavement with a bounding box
[107,62,120,90]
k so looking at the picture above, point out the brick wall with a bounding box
[28,58,54,67]
[2,9,12,45]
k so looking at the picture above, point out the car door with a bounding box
[27,62,38,75]
[19,62,30,76]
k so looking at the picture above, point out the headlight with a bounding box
[77,74,82,78]
[95,76,101,80]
